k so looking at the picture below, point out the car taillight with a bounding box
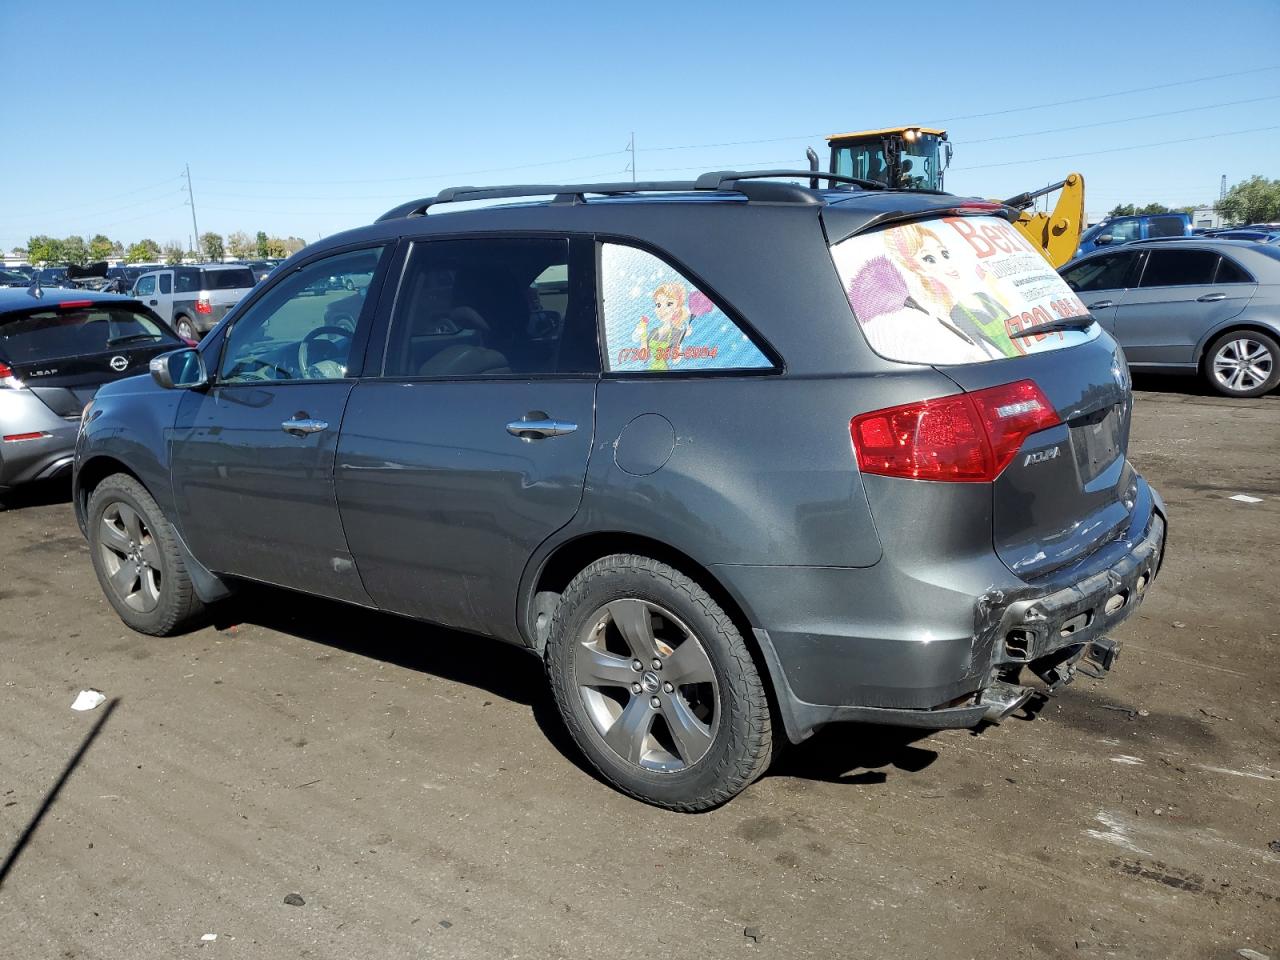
[851,379,1060,483]
[3,432,48,442]
[195,297,212,314]
[0,361,25,390]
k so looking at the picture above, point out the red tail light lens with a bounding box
[851,379,1060,483]
[195,298,212,314]
[58,299,94,309]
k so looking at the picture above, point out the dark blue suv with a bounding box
[74,172,1166,810]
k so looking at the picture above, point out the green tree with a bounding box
[226,230,254,258]
[255,230,270,259]
[61,235,89,265]
[1107,203,1135,218]
[27,235,64,264]
[1218,175,1280,225]
[201,232,225,262]
[110,240,125,259]
[88,234,114,261]
[264,236,289,258]
[283,236,306,255]
[125,239,161,263]
[162,241,185,265]
[1136,202,1171,215]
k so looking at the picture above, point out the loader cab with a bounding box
[828,126,950,191]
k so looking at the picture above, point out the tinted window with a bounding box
[159,273,172,294]
[219,247,385,384]
[1061,252,1137,293]
[1147,216,1187,239]
[135,275,156,295]
[384,237,598,378]
[1139,249,1219,287]
[601,243,772,372]
[174,268,201,293]
[0,306,174,363]
[200,267,256,290]
[1215,256,1253,283]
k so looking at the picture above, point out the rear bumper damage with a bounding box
[734,486,1167,743]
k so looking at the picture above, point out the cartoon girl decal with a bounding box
[883,223,1020,358]
[633,281,693,370]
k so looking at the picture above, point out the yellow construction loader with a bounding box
[818,126,1085,267]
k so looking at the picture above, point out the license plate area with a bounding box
[1070,404,1121,482]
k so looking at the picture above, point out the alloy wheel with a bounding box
[574,598,719,772]
[98,502,162,613]
[1212,337,1273,393]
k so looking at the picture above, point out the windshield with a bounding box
[831,215,1096,365]
[0,305,175,363]
[833,134,947,190]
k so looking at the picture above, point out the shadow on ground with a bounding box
[0,477,71,512]
[216,583,947,794]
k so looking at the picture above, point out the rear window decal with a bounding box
[601,244,771,372]
[831,216,1095,365]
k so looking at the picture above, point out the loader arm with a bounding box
[1002,173,1086,268]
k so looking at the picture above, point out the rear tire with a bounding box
[545,554,772,811]
[87,474,203,636]
[175,316,197,342]
[1203,329,1279,397]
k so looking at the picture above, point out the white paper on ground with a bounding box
[200,933,217,942]
[1229,494,1263,503]
[70,690,106,712]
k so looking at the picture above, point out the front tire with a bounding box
[1204,329,1279,397]
[87,474,203,636]
[545,554,772,811]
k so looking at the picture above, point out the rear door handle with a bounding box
[506,417,578,440]
[148,299,158,305]
[1088,300,1114,309]
[1196,292,1227,302]
[281,417,329,436]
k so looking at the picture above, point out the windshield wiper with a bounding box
[106,333,164,346]
[1010,316,1096,338]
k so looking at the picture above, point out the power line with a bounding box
[200,149,627,186]
[0,176,184,220]
[953,125,1280,171]
[957,94,1280,145]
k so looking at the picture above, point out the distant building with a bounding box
[1191,206,1225,230]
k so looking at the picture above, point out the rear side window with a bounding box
[1139,249,1218,287]
[0,306,174,363]
[174,268,201,293]
[384,237,598,378]
[1147,216,1187,238]
[1062,252,1138,293]
[599,244,771,373]
[1215,256,1253,283]
[159,273,172,294]
[199,268,255,290]
[831,216,1095,365]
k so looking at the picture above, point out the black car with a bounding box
[0,269,29,287]
[0,287,183,497]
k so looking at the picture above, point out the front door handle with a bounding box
[506,417,578,440]
[1088,300,1114,310]
[149,299,158,306]
[1196,292,1227,302]
[281,417,329,436]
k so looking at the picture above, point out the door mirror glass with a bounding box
[150,348,207,389]
[1096,235,1113,246]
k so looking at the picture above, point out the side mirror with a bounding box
[150,348,208,390]
[1095,235,1113,246]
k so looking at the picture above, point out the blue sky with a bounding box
[1,0,1278,252]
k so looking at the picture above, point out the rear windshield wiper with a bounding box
[1010,316,1096,338]
[106,333,165,346]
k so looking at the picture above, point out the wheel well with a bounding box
[1198,323,1280,367]
[76,456,142,516]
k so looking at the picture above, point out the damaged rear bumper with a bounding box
[718,484,1167,744]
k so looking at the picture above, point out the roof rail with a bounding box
[374,169,888,222]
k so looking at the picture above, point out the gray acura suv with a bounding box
[74,172,1167,810]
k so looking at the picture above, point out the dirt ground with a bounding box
[1,377,1276,960]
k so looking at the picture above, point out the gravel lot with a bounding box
[1,379,1276,960]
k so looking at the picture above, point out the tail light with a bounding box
[195,297,212,314]
[0,361,25,390]
[851,379,1060,483]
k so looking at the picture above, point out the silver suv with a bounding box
[131,264,257,341]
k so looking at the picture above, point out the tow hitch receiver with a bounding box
[1032,636,1121,691]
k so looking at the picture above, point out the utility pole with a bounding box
[628,132,636,182]
[1219,174,1227,202]
[183,163,201,260]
